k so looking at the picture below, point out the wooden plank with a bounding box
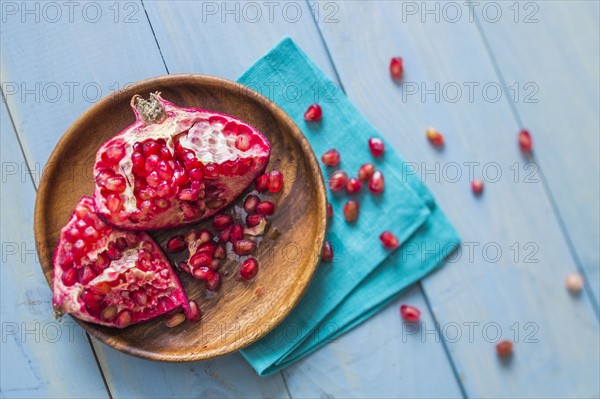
[142,1,463,396]
[0,102,108,398]
[0,3,289,397]
[476,0,600,304]
[315,1,600,397]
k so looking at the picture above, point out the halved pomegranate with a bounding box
[52,197,190,328]
[93,93,270,230]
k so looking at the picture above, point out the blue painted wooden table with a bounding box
[1,1,598,397]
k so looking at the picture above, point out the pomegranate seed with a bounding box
[328,171,348,192]
[188,300,201,322]
[368,138,385,157]
[496,340,513,357]
[198,241,217,254]
[104,175,126,192]
[256,201,275,216]
[380,231,399,249]
[213,214,233,230]
[189,167,204,181]
[178,188,199,201]
[103,143,126,164]
[173,168,189,187]
[565,272,584,293]
[116,311,132,328]
[322,241,334,262]
[244,195,260,214]
[166,235,186,252]
[327,203,333,219]
[471,179,484,195]
[165,313,186,328]
[101,305,118,321]
[368,171,385,194]
[145,154,160,172]
[235,134,251,151]
[267,170,284,193]
[156,181,174,198]
[233,239,257,256]
[255,174,268,192]
[193,266,214,280]
[246,214,265,227]
[346,178,362,194]
[218,226,231,243]
[400,305,421,322]
[240,258,259,280]
[343,200,359,222]
[519,129,532,153]
[205,271,221,291]
[358,163,375,181]
[143,141,160,156]
[61,268,78,286]
[190,252,212,268]
[321,149,340,166]
[159,146,171,160]
[426,127,445,147]
[390,57,403,80]
[199,229,213,243]
[214,244,226,259]
[229,224,244,243]
[304,104,322,121]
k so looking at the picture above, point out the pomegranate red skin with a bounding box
[52,197,190,328]
[93,93,270,230]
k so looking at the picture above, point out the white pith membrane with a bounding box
[93,94,270,230]
[52,197,189,328]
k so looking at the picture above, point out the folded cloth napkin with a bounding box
[238,37,460,376]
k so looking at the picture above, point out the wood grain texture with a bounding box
[476,0,600,304]
[0,102,109,398]
[315,1,599,397]
[34,74,327,361]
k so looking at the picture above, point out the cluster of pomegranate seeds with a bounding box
[425,127,445,148]
[255,170,284,193]
[496,340,513,357]
[368,138,385,157]
[379,231,399,249]
[389,57,404,80]
[304,104,323,121]
[565,272,584,293]
[240,258,259,280]
[519,129,533,153]
[400,304,421,322]
[471,179,484,195]
[321,149,341,166]
[343,200,359,223]
[321,241,334,262]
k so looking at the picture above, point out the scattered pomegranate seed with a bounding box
[240,258,259,280]
[496,340,513,357]
[426,127,445,147]
[519,129,533,153]
[322,241,334,262]
[368,138,385,157]
[327,203,333,219]
[256,201,275,216]
[255,174,268,192]
[246,214,265,227]
[343,200,359,223]
[368,171,385,194]
[321,149,340,166]
[380,231,399,249]
[304,104,322,121]
[390,57,404,80]
[229,224,244,243]
[233,239,257,256]
[205,271,221,291]
[213,214,233,230]
[244,194,260,214]
[329,171,348,192]
[346,178,362,194]
[267,170,284,193]
[165,313,186,328]
[358,163,375,181]
[471,179,484,195]
[166,235,186,253]
[187,300,201,322]
[565,272,584,293]
[400,305,421,322]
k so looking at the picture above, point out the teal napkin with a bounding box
[238,38,460,376]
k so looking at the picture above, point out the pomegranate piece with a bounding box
[255,174,268,192]
[496,340,513,357]
[368,171,385,194]
[322,241,334,262]
[358,163,375,181]
[166,235,186,253]
[243,194,260,214]
[304,104,322,121]
[565,272,584,293]
[380,231,399,249]
[329,171,348,192]
[346,178,362,194]
[471,179,484,195]
[426,127,445,147]
[321,149,340,166]
[390,57,404,80]
[256,201,275,216]
[519,129,533,153]
[93,93,270,230]
[327,203,333,219]
[233,239,257,256]
[343,200,359,223]
[368,138,385,157]
[240,258,259,280]
[400,305,421,322]
[52,197,190,328]
[267,170,284,193]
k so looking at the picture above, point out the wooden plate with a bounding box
[34,74,327,361]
